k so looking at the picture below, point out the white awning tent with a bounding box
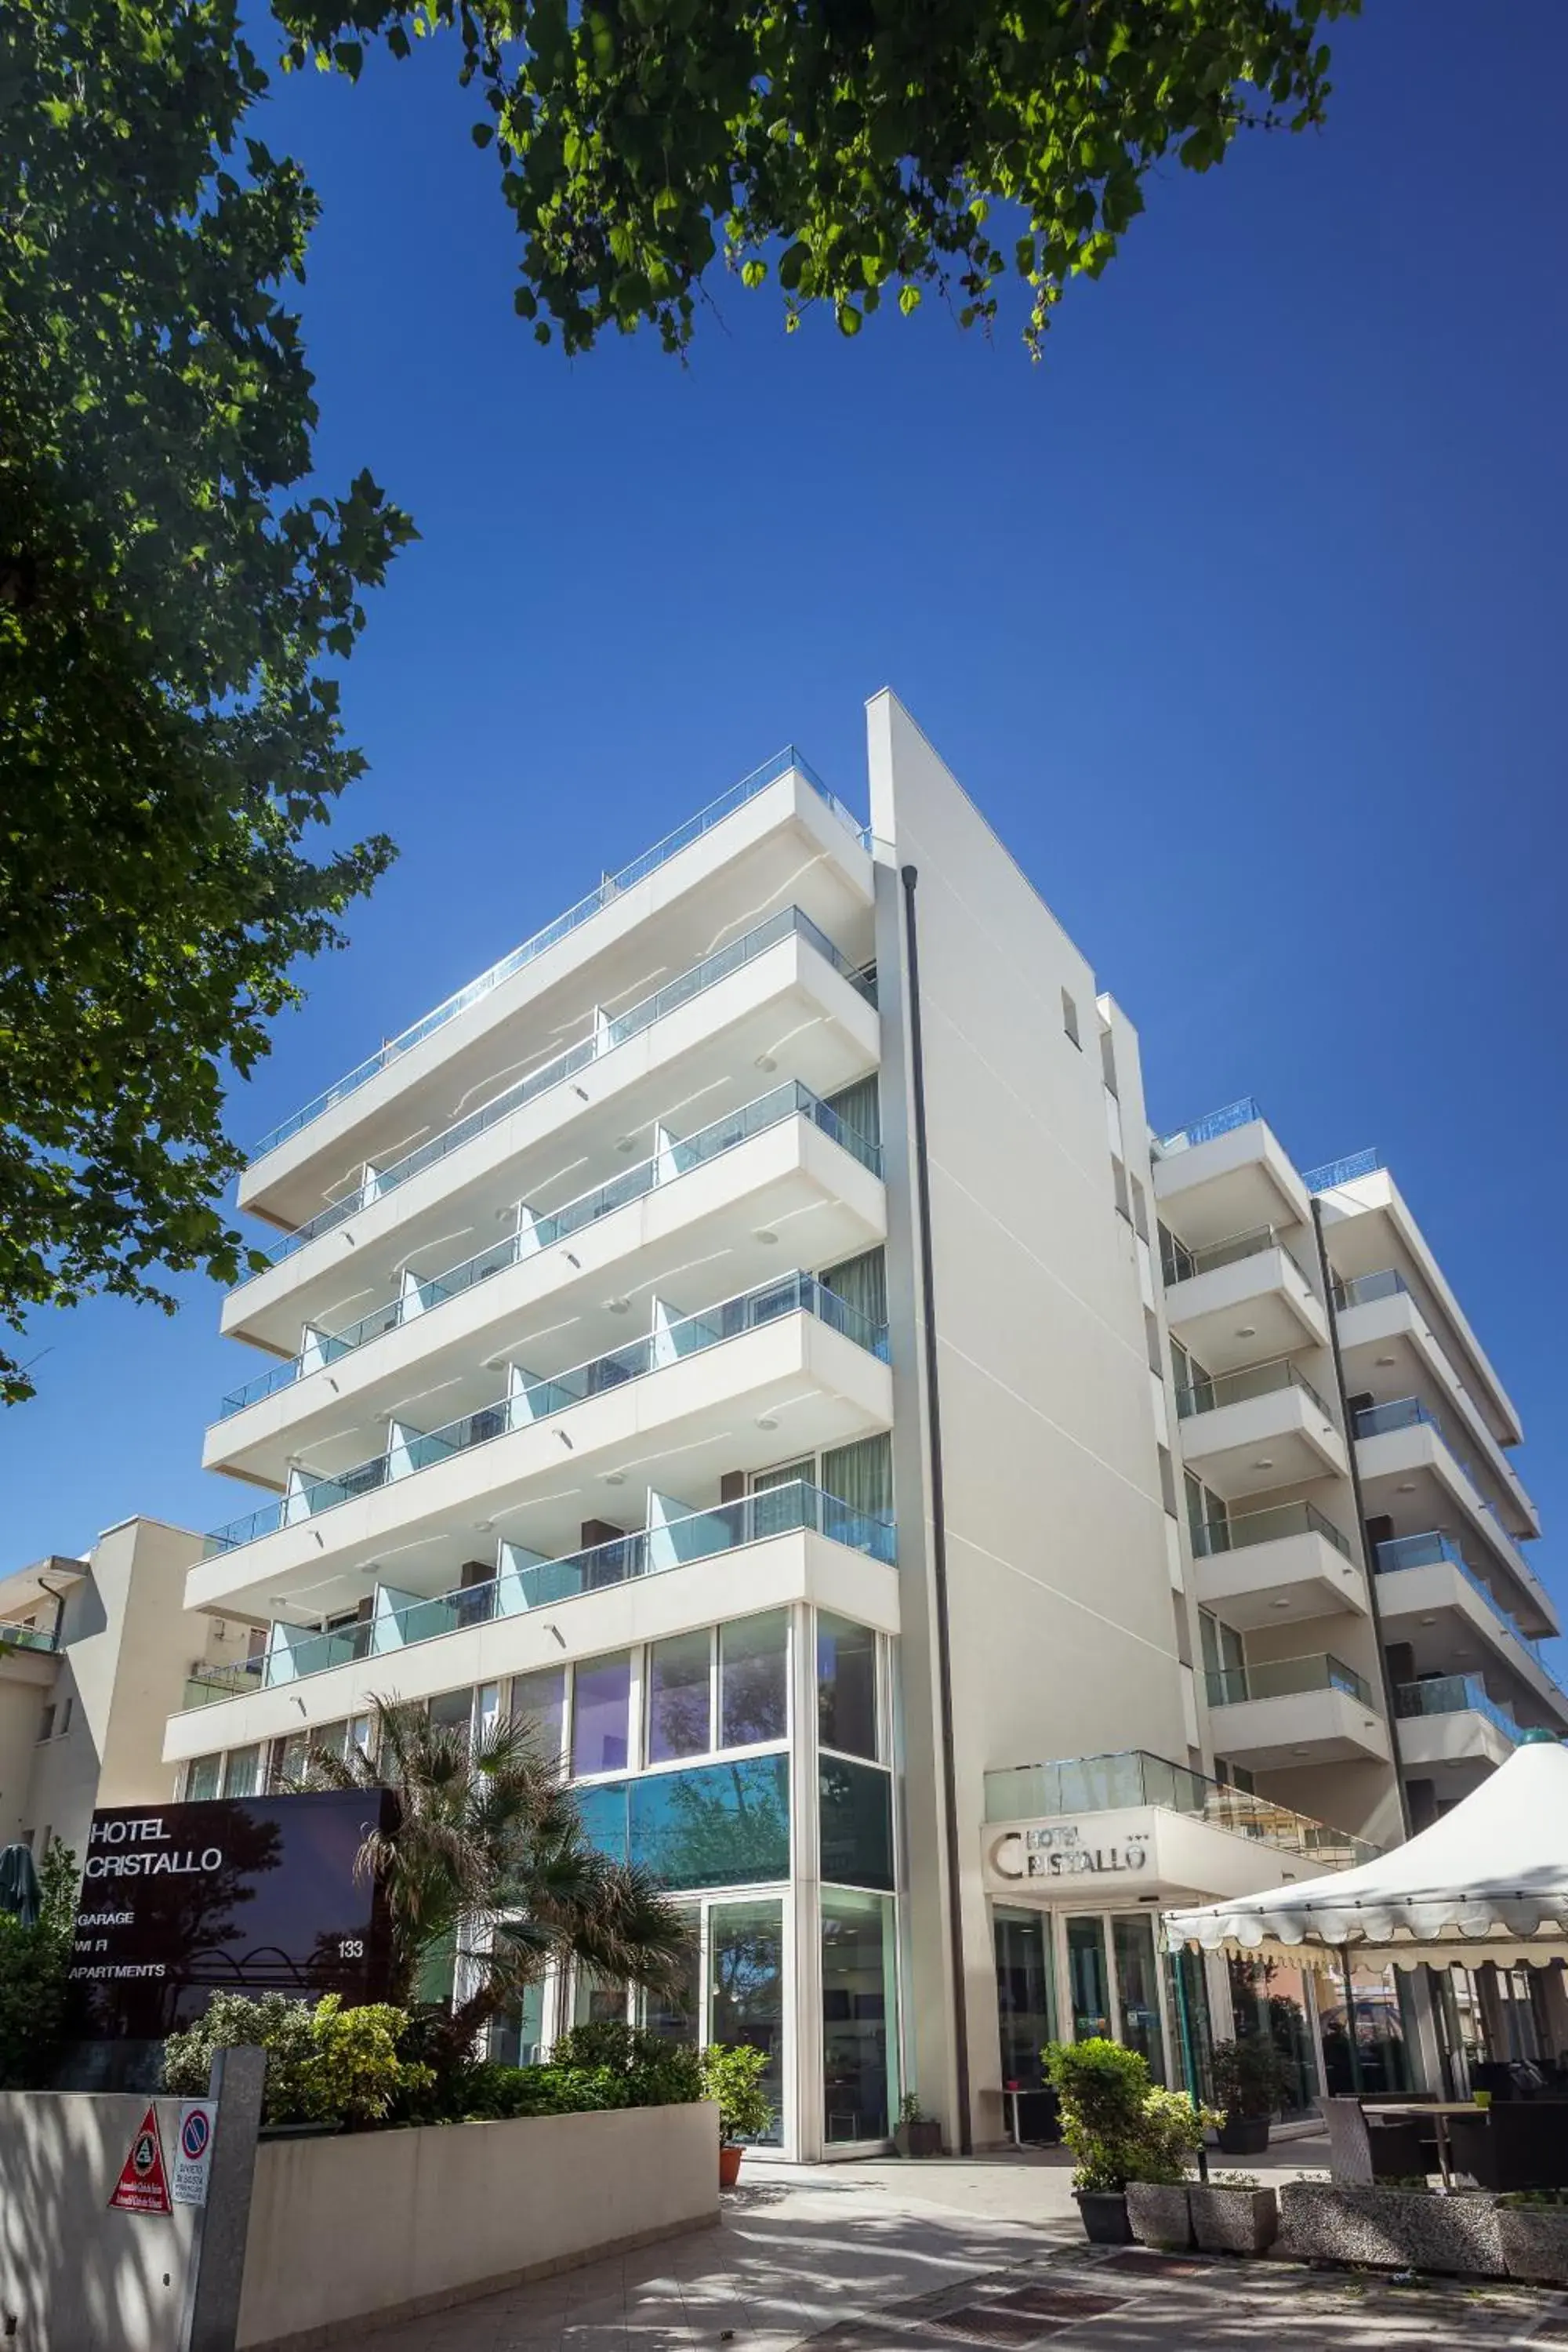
[1163,1734,1568,1972]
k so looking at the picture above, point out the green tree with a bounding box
[0,0,414,1403]
[0,1842,79,2089]
[297,1698,691,2071]
[276,0,1356,355]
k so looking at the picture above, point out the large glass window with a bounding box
[995,1907,1056,2089]
[820,1247,887,1335]
[510,1667,565,1765]
[818,1759,894,1891]
[488,1981,546,2067]
[822,1890,898,2143]
[628,1757,790,1889]
[429,1687,473,1739]
[1230,1955,1323,2111]
[1065,1915,1112,2039]
[184,1754,220,1802]
[1165,1946,1215,2103]
[572,1652,631,1775]
[220,1746,260,1798]
[710,1897,786,2145]
[751,1457,814,1540]
[821,1432,893,1522]
[720,1612,788,1748]
[818,1613,877,1759]
[641,1908,702,2044]
[1312,1958,1408,2099]
[574,1780,629,1859]
[1112,1915,1167,2085]
[647,1630,712,1763]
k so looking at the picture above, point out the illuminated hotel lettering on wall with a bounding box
[989,1820,1153,1882]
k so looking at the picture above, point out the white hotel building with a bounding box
[164,692,1567,2152]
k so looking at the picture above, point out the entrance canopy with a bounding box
[1163,1736,1568,1971]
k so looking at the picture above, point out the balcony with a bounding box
[241,754,874,1227]
[1161,1225,1327,1370]
[0,1621,58,1656]
[1373,1534,1568,1728]
[205,1083,885,1476]
[168,1483,897,1758]
[1352,1398,1555,1637]
[1203,1652,1389,1768]
[1189,1501,1367,1630]
[1175,1358,1347,1498]
[1152,1104,1309,1247]
[983,1749,1376,1870]
[189,1283,894,1620]
[1394,1675,1520,1777]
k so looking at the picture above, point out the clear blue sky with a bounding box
[6,4,1565,1651]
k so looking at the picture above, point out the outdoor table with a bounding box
[1363,2100,1486,2189]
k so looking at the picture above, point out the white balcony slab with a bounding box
[1163,1247,1327,1372]
[1176,1383,1347,1500]
[1152,1120,1309,1247]
[1374,1561,1568,1730]
[205,1112,885,1484]
[241,768,873,1227]
[1356,1419,1557,1639]
[1395,1707,1516,1776]
[189,1311,891,1622]
[224,930,880,1352]
[1205,1683,1391,1769]
[1192,1528,1368,1632]
[1339,1289,1539,1540]
[164,1526,897,1764]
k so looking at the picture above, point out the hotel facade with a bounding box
[162,692,1567,2153]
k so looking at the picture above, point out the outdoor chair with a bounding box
[1449,2102,1568,2192]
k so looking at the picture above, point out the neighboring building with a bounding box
[162,693,1562,2150]
[1,1519,256,1864]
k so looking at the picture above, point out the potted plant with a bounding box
[894,2092,943,2158]
[700,2042,773,2187]
[1189,2169,1279,2256]
[1044,2038,1189,2246]
[1210,2038,1284,2156]
[1497,2190,1568,2287]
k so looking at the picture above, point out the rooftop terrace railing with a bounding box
[205,1269,887,1555]
[1153,1097,1262,1156]
[1302,1148,1382,1192]
[981,1748,1375,1868]
[245,905,873,1281]
[250,749,865,1162]
[180,1479,895,1706]
[216,1079,880,1417]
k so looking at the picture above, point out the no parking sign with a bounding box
[172,2100,217,2208]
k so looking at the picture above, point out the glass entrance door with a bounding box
[710,1896,786,2144]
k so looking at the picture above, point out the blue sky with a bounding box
[7,2,1566,1647]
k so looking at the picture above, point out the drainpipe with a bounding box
[898,866,973,2155]
[1311,1199,1414,1845]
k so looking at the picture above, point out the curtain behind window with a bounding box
[821,1432,892,1520]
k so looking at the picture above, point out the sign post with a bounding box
[178,2044,266,2352]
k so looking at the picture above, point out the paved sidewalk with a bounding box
[342,2158,1568,2352]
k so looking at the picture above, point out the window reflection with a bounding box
[648,1630,712,1762]
[720,1612,788,1747]
[572,1652,630,1775]
[818,1613,877,1759]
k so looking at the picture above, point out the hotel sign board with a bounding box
[982,1802,1307,1907]
[985,1814,1158,1894]
[68,1789,396,2039]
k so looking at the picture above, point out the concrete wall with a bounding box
[0,2092,199,2352]
[867,691,1189,2147]
[236,2100,720,2350]
[0,1653,55,1846]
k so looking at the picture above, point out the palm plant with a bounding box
[296,1698,690,2063]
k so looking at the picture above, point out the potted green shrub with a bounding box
[700,2042,773,2187]
[1210,2038,1284,2156]
[894,2092,943,2158]
[1189,2169,1279,2256]
[1044,2038,1163,2245]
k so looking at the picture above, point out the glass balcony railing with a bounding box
[1174,1357,1334,1423]
[1160,1222,1313,1290]
[1205,1652,1374,1709]
[181,1479,895,1707]
[982,1749,1376,1869]
[0,1621,59,1655]
[250,750,866,1161]
[245,906,874,1280]
[179,1660,265,1710]
[205,1269,888,1555]
[1191,1499,1352,1561]
[1302,1149,1381,1194]
[1153,1097,1262,1156]
[216,1079,880,1417]
[1374,1532,1548,1668]
[1394,1675,1520,1744]
[1332,1265,1408,1312]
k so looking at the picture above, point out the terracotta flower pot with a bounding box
[719,2143,744,2189]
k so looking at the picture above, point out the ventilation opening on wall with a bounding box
[1061,988,1081,1049]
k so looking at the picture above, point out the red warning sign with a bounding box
[108,2105,172,2215]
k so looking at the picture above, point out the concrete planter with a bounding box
[1189,2184,1279,2256]
[238,2100,721,2349]
[1125,2183,1194,2250]
[1497,2204,1568,2287]
[894,2119,944,2159]
[1278,2182,1504,2278]
[1216,2114,1270,2157]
